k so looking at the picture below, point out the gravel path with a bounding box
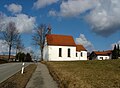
[26,63,58,88]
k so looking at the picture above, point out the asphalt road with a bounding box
[0,62,29,83]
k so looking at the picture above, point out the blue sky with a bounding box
[0,0,120,54]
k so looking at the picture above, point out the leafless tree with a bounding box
[32,24,51,61]
[15,35,24,54]
[0,21,20,61]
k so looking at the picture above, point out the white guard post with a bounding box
[21,62,25,74]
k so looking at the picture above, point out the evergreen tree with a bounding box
[16,52,25,62]
[112,44,118,59]
[117,44,119,50]
[118,44,120,57]
[25,53,32,62]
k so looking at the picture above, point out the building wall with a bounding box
[76,51,87,60]
[48,45,78,61]
[44,45,79,61]
[43,45,49,61]
[109,54,112,59]
[43,45,87,61]
[96,55,110,60]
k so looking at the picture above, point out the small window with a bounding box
[100,57,103,60]
[59,48,62,57]
[81,52,83,57]
[76,53,78,57]
[68,48,70,57]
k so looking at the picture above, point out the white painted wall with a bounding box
[48,46,78,61]
[43,45,87,61]
[96,55,110,60]
[76,51,87,60]
[43,45,48,61]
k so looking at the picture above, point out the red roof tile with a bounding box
[93,50,112,55]
[46,34,76,46]
[76,44,86,51]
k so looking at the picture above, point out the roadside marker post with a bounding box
[21,62,25,74]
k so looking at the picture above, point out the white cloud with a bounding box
[0,12,6,31]
[76,34,95,51]
[4,3,22,14]
[86,0,120,37]
[0,40,8,54]
[0,40,16,55]
[111,40,120,49]
[49,10,57,16]
[58,0,97,17]
[23,47,33,54]
[33,0,58,9]
[0,13,36,33]
[50,0,120,37]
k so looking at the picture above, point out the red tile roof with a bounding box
[76,44,86,51]
[46,34,76,46]
[93,50,112,56]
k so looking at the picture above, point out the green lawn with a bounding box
[46,59,120,88]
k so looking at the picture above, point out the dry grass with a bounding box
[0,63,37,88]
[46,59,120,88]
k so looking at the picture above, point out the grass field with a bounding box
[46,59,120,88]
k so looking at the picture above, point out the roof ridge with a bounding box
[76,44,82,45]
[47,34,73,37]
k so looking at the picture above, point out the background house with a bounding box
[43,34,87,61]
[89,50,112,60]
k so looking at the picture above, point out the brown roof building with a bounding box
[76,44,86,51]
[46,34,76,46]
[89,50,112,60]
[43,34,88,61]
[93,50,112,56]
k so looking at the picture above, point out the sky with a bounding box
[0,0,120,55]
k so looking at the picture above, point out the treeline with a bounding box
[16,52,32,62]
[112,44,120,59]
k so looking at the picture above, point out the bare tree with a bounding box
[0,21,20,61]
[33,24,51,61]
[15,35,24,54]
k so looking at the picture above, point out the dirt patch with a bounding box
[0,63,37,88]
